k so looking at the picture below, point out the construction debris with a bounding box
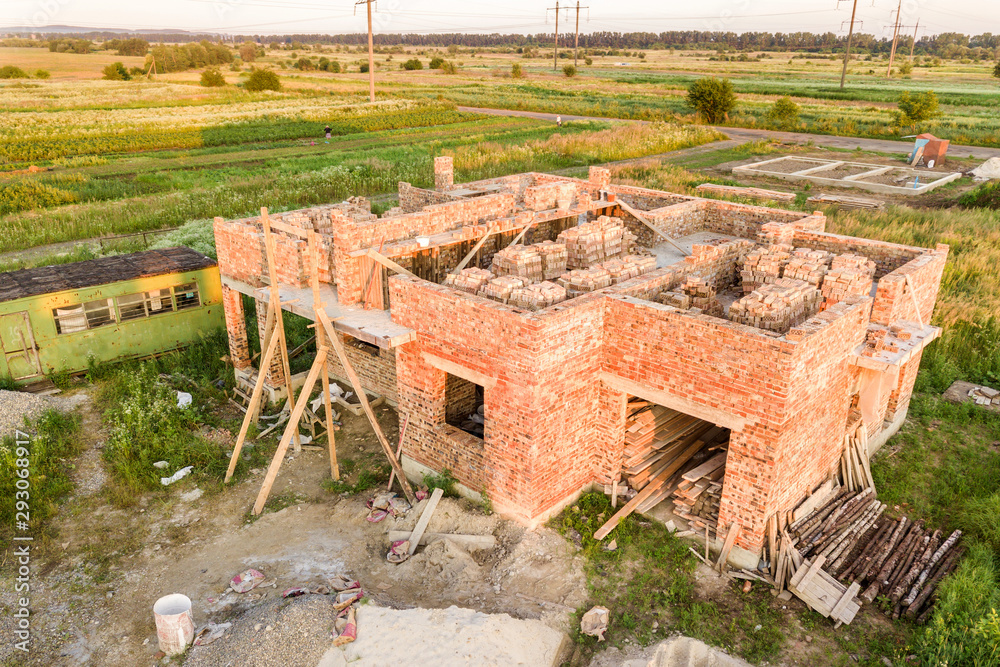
[806,194,886,211]
[968,385,1000,406]
[580,606,610,641]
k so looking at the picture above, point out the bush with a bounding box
[584,57,593,66]
[323,60,341,73]
[402,58,423,70]
[0,65,29,79]
[441,61,457,75]
[239,42,257,63]
[994,61,1000,79]
[102,61,131,81]
[0,181,76,216]
[200,67,226,87]
[767,96,800,128]
[360,62,369,73]
[687,77,737,124]
[429,56,445,69]
[563,64,577,77]
[34,69,50,79]
[244,67,280,92]
[899,61,914,77]
[896,90,941,126]
[294,57,315,71]
[511,63,524,78]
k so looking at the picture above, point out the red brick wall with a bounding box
[322,334,399,404]
[222,285,250,370]
[871,246,948,326]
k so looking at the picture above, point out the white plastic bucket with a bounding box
[153,593,194,655]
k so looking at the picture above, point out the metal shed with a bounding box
[0,247,223,384]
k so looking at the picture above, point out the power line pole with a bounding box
[356,0,376,102]
[886,0,902,78]
[573,2,589,68]
[839,0,859,90]
[909,19,920,60]
[547,1,560,70]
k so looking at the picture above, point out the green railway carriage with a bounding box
[0,247,223,384]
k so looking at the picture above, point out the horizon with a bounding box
[0,1,995,39]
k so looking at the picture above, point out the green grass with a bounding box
[0,409,83,542]
[322,455,391,494]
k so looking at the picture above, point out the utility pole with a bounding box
[356,0,376,102]
[886,0,902,78]
[549,1,560,70]
[839,0,859,90]
[573,2,589,68]
[909,19,920,60]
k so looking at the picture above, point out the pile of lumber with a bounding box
[806,194,886,211]
[728,278,822,333]
[695,183,796,203]
[671,451,727,537]
[534,240,569,280]
[557,216,631,269]
[443,268,494,294]
[509,281,567,311]
[739,244,792,293]
[821,254,876,308]
[783,248,834,288]
[841,424,875,493]
[557,267,613,296]
[491,244,543,282]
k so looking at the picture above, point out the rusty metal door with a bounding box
[0,312,43,380]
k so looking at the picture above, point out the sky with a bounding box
[0,0,994,37]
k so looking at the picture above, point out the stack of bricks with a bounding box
[729,278,822,333]
[509,281,568,311]
[657,290,691,309]
[479,276,528,304]
[682,275,725,317]
[783,248,834,288]
[861,327,900,357]
[740,244,792,293]
[534,240,568,280]
[491,245,543,282]
[597,255,655,285]
[684,239,755,292]
[557,216,630,269]
[443,268,495,294]
[821,254,877,307]
[557,267,613,297]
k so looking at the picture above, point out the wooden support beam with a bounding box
[451,222,500,275]
[904,274,924,329]
[387,414,409,491]
[267,218,309,238]
[407,487,444,556]
[308,230,339,481]
[224,318,282,483]
[616,199,690,257]
[367,248,418,280]
[717,521,742,572]
[261,207,300,452]
[252,349,328,514]
[317,311,416,504]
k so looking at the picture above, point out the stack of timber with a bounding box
[695,183,797,203]
[611,399,729,516]
[841,424,875,493]
[671,450,728,537]
[770,475,963,625]
[806,194,886,211]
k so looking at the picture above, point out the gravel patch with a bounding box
[0,389,56,438]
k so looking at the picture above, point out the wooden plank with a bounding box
[317,311,416,504]
[716,521,741,571]
[387,415,409,491]
[308,231,339,481]
[682,452,727,482]
[386,531,496,550]
[368,248,418,280]
[798,555,827,589]
[407,487,444,556]
[594,436,706,540]
[616,200,690,256]
[267,218,309,238]
[791,479,838,524]
[451,222,500,275]
[830,582,861,623]
[252,351,327,514]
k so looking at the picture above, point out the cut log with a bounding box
[904,546,965,619]
[903,530,960,607]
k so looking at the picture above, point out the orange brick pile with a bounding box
[861,327,899,357]
[534,240,569,280]
[684,276,725,316]
[557,216,632,269]
[479,275,528,304]
[729,277,822,333]
[821,254,876,307]
[443,268,494,294]
[783,248,835,287]
[491,244,543,281]
[684,239,755,292]
[740,244,793,293]
[597,254,657,284]
[509,281,568,311]
[557,267,613,296]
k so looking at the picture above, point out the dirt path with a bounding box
[458,106,1000,161]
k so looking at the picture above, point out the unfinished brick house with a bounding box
[214,157,946,561]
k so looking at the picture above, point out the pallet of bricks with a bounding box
[728,278,822,333]
[820,254,876,308]
[613,398,729,518]
[765,424,963,627]
[556,216,633,269]
[443,268,494,294]
[658,275,724,317]
[740,244,791,293]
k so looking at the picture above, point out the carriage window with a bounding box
[146,288,173,315]
[117,293,146,321]
[84,298,116,329]
[173,283,200,310]
[52,304,87,334]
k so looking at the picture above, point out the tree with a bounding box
[896,90,941,126]
[511,63,524,78]
[563,64,577,77]
[102,62,131,81]
[767,96,800,127]
[295,57,315,70]
[429,56,445,69]
[239,42,258,63]
[686,77,736,123]
[447,44,459,56]
[116,38,149,57]
[200,68,226,87]
[584,57,593,66]
[360,62,370,73]
[402,58,423,70]
[245,67,280,92]
[994,61,1000,78]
